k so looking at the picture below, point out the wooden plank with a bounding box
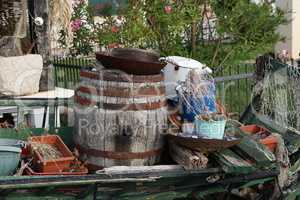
[169,142,208,170]
[0,178,156,190]
[234,131,276,165]
[34,0,55,91]
[0,168,278,199]
[213,149,256,174]
[103,109,117,167]
[0,165,278,200]
[130,109,149,166]
[34,0,50,59]
[144,109,156,166]
[97,165,220,176]
[114,75,131,166]
[226,122,276,165]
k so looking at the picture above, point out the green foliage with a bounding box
[68,0,96,56]
[63,0,285,67]
[206,0,286,67]
[57,30,68,49]
[95,0,285,68]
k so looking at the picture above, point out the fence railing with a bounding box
[215,72,254,116]
[52,57,255,116]
[52,57,93,89]
[214,63,255,116]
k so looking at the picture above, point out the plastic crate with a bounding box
[29,135,74,173]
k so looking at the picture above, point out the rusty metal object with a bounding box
[95,51,167,75]
[101,101,167,111]
[77,86,165,98]
[111,48,160,63]
[167,134,242,152]
[75,94,167,111]
[76,144,162,160]
[80,70,164,83]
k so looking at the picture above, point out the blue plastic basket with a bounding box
[195,119,226,139]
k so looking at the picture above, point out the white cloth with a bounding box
[161,56,212,98]
[0,54,43,96]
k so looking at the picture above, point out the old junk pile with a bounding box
[1,49,300,199]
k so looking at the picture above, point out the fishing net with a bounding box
[252,57,300,130]
[0,0,27,56]
[0,0,27,38]
[247,58,300,190]
[177,69,217,121]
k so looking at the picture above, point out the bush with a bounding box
[62,0,285,69]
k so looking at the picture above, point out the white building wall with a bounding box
[291,0,300,60]
[275,0,300,60]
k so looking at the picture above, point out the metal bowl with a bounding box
[95,49,167,75]
[167,133,242,152]
[111,48,160,63]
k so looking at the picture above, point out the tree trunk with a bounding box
[34,0,54,91]
[191,22,197,57]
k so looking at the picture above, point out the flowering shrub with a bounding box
[62,0,285,68]
[60,0,95,56]
[95,0,285,68]
[71,19,83,32]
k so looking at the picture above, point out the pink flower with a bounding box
[71,19,83,32]
[164,5,172,14]
[111,26,119,33]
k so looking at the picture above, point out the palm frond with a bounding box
[50,0,72,34]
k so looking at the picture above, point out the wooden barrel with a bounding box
[74,69,167,170]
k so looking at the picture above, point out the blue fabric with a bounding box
[182,82,216,122]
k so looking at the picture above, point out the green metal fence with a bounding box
[52,57,93,89]
[214,63,255,116]
[52,57,255,116]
